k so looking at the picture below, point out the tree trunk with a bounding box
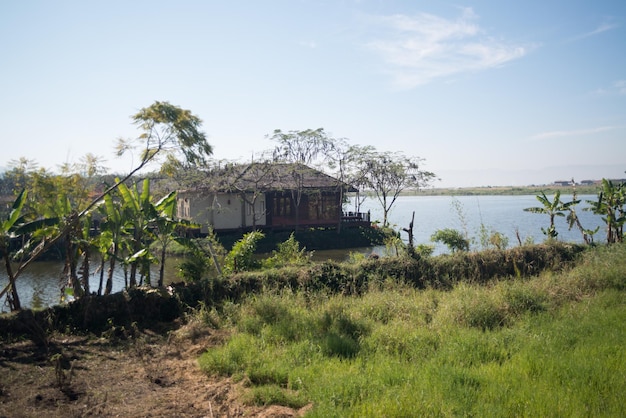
[105,249,116,295]
[402,211,415,254]
[80,249,90,295]
[3,254,21,311]
[98,258,105,296]
[158,246,166,287]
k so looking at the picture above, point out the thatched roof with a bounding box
[180,163,357,193]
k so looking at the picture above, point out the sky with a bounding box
[1,0,625,188]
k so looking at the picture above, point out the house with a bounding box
[176,163,363,234]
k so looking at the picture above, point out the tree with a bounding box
[357,150,435,227]
[151,190,197,287]
[117,179,154,287]
[340,144,376,214]
[431,228,470,253]
[524,191,578,240]
[121,101,213,169]
[0,191,28,310]
[586,179,625,243]
[97,190,126,295]
[269,128,337,231]
[566,179,598,245]
[216,159,278,230]
[0,190,56,310]
[0,101,213,309]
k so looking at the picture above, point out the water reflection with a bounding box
[0,258,183,312]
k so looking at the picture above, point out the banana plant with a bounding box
[151,190,198,287]
[0,191,56,310]
[524,190,579,239]
[97,187,128,295]
[117,178,154,287]
[566,184,599,245]
[586,179,625,243]
[0,190,28,310]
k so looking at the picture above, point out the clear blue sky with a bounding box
[1,0,625,187]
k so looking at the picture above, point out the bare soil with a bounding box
[0,322,310,418]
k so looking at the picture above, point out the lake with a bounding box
[354,194,603,255]
[1,194,605,311]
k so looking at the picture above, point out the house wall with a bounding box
[266,191,340,228]
[177,191,266,233]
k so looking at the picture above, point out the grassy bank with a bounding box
[197,243,626,416]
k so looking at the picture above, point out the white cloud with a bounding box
[530,126,617,141]
[571,21,619,41]
[366,7,529,88]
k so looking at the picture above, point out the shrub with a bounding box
[224,231,265,274]
[262,233,312,269]
[431,228,470,253]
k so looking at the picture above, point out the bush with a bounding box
[431,228,470,253]
[262,233,312,269]
[224,231,265,274]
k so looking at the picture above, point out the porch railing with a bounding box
[341,211,370,223]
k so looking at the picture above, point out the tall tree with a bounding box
[269,128,337,231]
[120,100,213,172]
[218,159,278,230]
[339,144,377,214]
[357,151,435,227]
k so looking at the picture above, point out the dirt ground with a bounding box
[0,321,311,418]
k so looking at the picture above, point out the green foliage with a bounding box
[347,251,367,263]
[177,247,212,282]
[383,234,405,257]
[586,178,625,243]
[414,243,435,257]
[177,233,226,282]
[261,233,312,269]
[353,150,436,227]
[431,228,470,253]
[478,224,509,250]
[224,231,265,274]
[241,384,309,408]
[197,244,626,416]
[524,190,579,240]
[129,100,213,167]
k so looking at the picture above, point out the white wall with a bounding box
[177,191,266,232]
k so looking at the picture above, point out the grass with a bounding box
[197,243,626,416]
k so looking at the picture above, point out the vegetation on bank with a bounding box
[418,184,600,196]
[195,243,626,416]
[0,235,623,415]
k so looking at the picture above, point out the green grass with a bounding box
[198,244,626,416]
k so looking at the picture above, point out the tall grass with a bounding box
[198,244,626,416]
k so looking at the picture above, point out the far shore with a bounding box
[405,183,599,196]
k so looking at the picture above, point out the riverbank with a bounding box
[411,183,599,196]
[1,243,623,417]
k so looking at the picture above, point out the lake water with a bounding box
[354,194,603,255]
[0,258,183,313]
[1,194,605,311]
